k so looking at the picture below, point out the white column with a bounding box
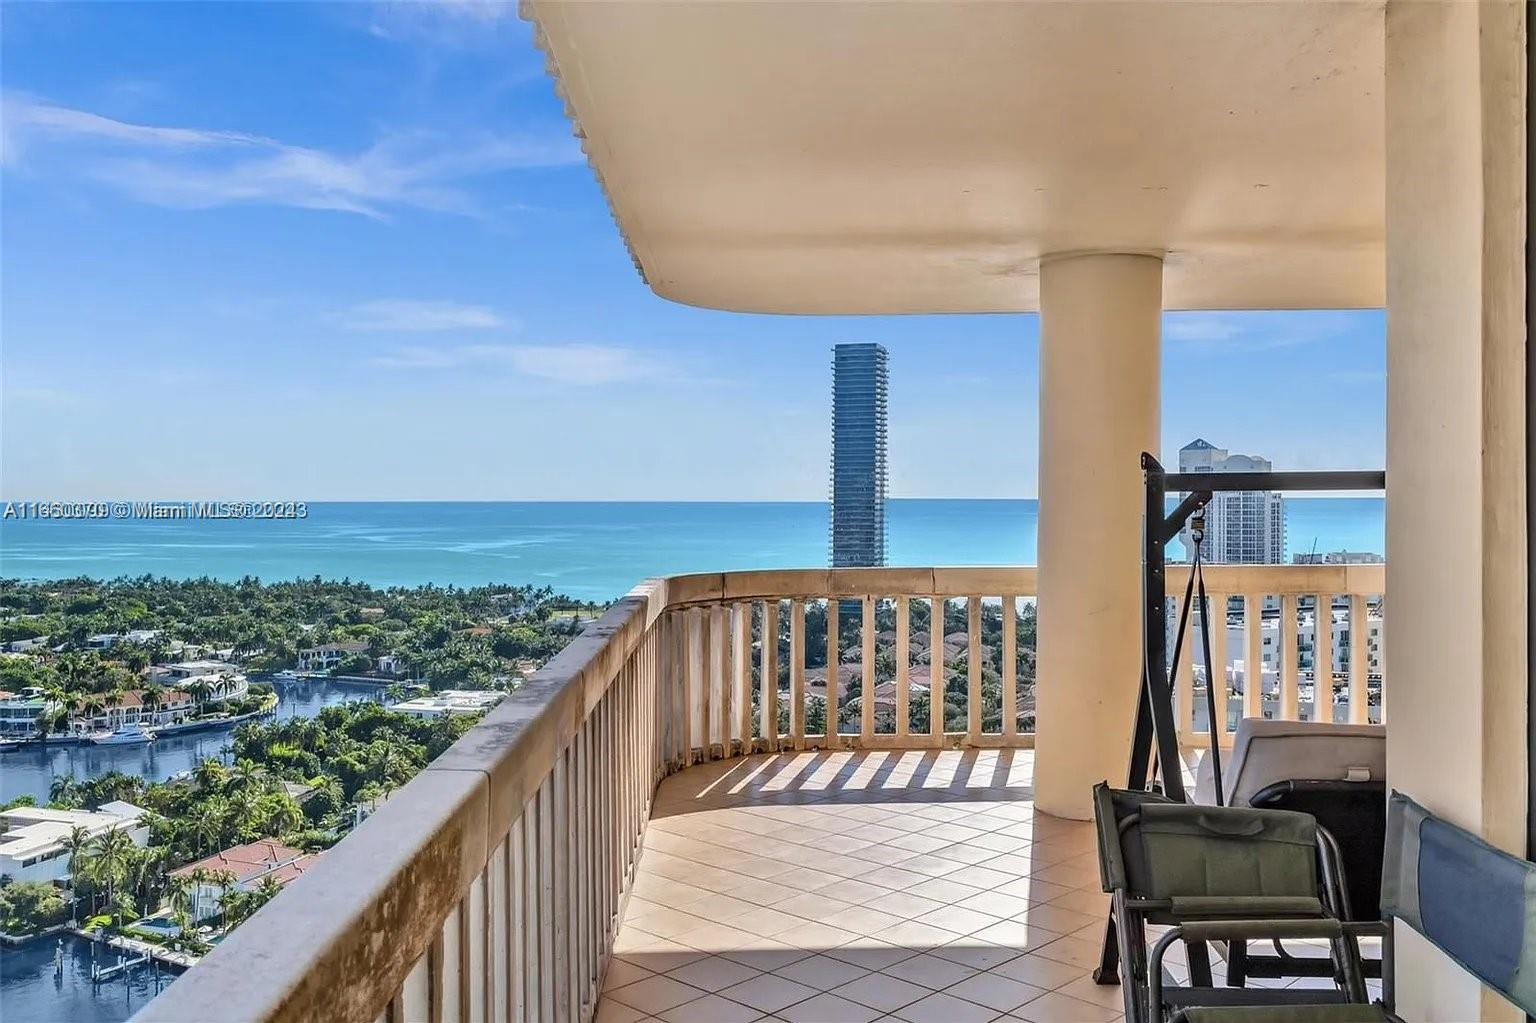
[1384,3,1526,1020]
[1033,252,1163,820]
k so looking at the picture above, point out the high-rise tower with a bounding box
[1179,438,1286,564]
[830,343,889,567]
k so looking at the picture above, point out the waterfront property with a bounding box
[137,4,1527,1023]
[68,690,196,737]
[388,690,504,721]
[295,642,370,674]
[0,690,54,738]
[0,802,147,884]
[171,841,318,923]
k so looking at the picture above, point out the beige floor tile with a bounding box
[605,958,657,990]
[1009,990,1122,1022]
[595,999,649,1023]
[831,972,932,1012]
[772,953,871,990]
[776,992,884,1023]
[822,941,918,971]
[657,993,764,1023]
[608,975,711,1015]
[990,953,1084,991]
[717,973,822,1014]
[664,955,761,992]
[914,904,998,935]
[943,971,1046,1012]
[955,891,1034,919]
[882,952,977,990]
[893,990,1005,1023]
[905,876,985,904]
[596,752,1125,1023]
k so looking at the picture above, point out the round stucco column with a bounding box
[1033,252,1163,820]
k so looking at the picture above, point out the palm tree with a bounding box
[90,827,134,910]
[62,825,93,922]
[49,775,81,807]
[165,873,193,919]
[187,677,214,716]
[209,869,238,929]
[229,759,269,795]
[140,684,165,725]
[187,867,211,922]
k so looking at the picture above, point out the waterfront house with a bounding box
[295,641,369,673]
[375,653,407,677]
[0,690,53,738]
[85,629,162,651]
[69,689,195,735]
[388,690,503,721]
[0,802,148,884]
[139,6,1528,1023]
[171,841,319,923]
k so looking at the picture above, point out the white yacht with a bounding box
[90,724,156,745]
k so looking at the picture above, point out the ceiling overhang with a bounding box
[523,1,1385,314]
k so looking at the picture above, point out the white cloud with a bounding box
[333,300,506,332]
[2,95,581,219]
[370,343,664,385]
[1163,311,1362,351]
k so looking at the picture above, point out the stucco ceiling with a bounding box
[525,1,1385,314]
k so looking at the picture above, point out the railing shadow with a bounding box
[650,748,1039,820]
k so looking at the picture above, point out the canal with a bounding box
[0,678,387,805]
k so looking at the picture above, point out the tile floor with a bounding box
[596,749,1132,1023]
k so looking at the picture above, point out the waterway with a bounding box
[0,934,179,1023]
[0,678,386,804]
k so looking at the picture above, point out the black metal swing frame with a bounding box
[1094,453,1387,990]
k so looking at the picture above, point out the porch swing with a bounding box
[1092,453,1389,1022]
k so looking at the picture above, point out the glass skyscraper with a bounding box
[830,343,889,567]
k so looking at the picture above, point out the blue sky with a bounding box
[0,2,1386,501]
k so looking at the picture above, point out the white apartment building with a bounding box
[1178,438,1286,564]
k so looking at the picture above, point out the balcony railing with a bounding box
[135,563,1384,1023]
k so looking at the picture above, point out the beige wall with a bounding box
[1383,1,1526,1019]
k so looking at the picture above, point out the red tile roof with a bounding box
[171,840,313,884]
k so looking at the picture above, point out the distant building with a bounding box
[0,690,53,738]
[1293,550,1385,565]
[171,840,319,921]
[830,342,889,568]
[295,642,370,673]
[85,629,162,651]
[1179,438,1286,564]
[0,802,149,883]
[390,690,504,720]
[70,688,196,734]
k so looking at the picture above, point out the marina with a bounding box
[0,678,387,804]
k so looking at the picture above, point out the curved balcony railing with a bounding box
[134,563,1384,1023]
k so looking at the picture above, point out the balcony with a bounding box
[137,564,1385,1023]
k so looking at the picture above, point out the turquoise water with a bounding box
[0,500,1383,603]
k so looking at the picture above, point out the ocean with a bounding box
[0,499,1384,603]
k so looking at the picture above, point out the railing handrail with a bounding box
[135,581,668,1023]
[134,563,1383,1023]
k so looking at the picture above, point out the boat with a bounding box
[90,724,156,745]
[271,670,301,682]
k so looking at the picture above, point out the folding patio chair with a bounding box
[1093,783,1366,1023]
